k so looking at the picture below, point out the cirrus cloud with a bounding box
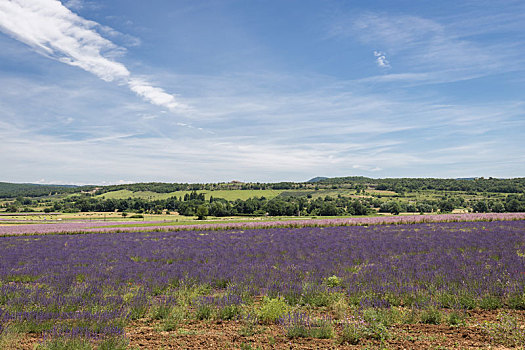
[0,0,184,112]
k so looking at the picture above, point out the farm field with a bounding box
[0,218,524,349]
[95,189,285,201]
[1,212,524,236]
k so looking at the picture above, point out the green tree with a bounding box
[196,205,208,220]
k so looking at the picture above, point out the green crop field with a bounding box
[96,189,284,201]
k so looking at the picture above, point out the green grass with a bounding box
[95,189,284,201]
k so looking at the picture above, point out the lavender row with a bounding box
[0,220,524,342]
[1,212,524,235]
[1,220,524,300]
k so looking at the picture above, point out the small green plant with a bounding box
[37,338,93,350]
[239,317,259,337]
[194,303,213,320]
[482,312,525,347]
[507,293,525,310]
[285,323,309,338]
[420,307,443,325]
[239,343,262,350]
[281,313,334,339]
[310,319,334,339]
[258,296,288,324]
[447,310,467,327]
[0,326,22,350]
[457,293,477,310]
[330,294,348,320]
[98,336,129,350]
[479,295,502,310]
[151,302,172,320]
[267,335,276,345]
[324,275,342,288]
[157,315,180,332]
[339,315,366,345]
[401,307,419,324]
[217,304,241,320]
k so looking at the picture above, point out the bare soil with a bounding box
[12,310,524,349]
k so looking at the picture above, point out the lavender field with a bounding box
[1,212,524,236]
[0,219,524,348]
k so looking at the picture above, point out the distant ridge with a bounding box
[306,177,328,183]
[0,182,79,198]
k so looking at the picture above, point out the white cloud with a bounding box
[330,11,523,84]
[373,50,390,68]
[63,0,83,11]
[0,0,183,111]
[128,78,185,112]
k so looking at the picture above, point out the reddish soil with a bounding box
[12,310,524,349]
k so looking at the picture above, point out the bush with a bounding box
[447,310,467,326]
[258,297,288,324]
[324,275,342,288]
[280,313,334,339]
[479,295,503,310]
[194,304,213,320]
[420,307,443,325]
[482,312,525,347]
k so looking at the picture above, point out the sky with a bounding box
[0,0,524,185]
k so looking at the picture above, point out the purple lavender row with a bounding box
[1,212,523,235]
[1,220,524,340]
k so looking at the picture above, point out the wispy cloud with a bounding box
[0,0,184,111]
[373,50,390,68]
[329,10,524,84]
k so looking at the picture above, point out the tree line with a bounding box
[5,191,523,216]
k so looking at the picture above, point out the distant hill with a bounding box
[306,177,329,183]
[0,182,81,198]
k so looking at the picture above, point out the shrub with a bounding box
[280,313,334,339]
[258,296,288,324]
[324,275,342,288]
[507,293,525,310]
[447,310,467,326]
[482,312,525,347]
[479,295,502,310]
[151,302,172,320]
[340,315,366,345]
[310,319,334,339]
[217,304,241,320]
[420,307,443,325]
[194,304,213,320]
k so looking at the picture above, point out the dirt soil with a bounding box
[125,310,523,350]
[13,310,524,349]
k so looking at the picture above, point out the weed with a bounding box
[339,315,367,345]
[150,301,172,320]
[482,312,525,347]
[420,307,443,325]
[0,326,22,350]
[281,313,334,339]
[257,296,288,324]
[217,304,241,321]
[194,303,213,320]
[479,295,502,310]
[447,310,467,326]
[324,275,342,288]
[310,319,334,339]
[37,338,93,350]
[98,336,129,350]
[507,293,525,310]
[330,294,349,320]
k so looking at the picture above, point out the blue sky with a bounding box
[0,0,524,184]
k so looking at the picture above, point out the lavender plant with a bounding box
[0,219,523,346]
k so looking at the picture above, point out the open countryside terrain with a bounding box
[0,218,524,349]
[1,180,525,349]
